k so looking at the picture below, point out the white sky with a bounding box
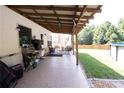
[89,4,124,26]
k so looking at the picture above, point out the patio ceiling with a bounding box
[7,5,102,34]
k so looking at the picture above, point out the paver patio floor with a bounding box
[16,55,89,88]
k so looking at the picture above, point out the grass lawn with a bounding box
[79,53,124,79]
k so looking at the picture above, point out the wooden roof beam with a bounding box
[79,20,89,23]
[30,17,73,22]
[29,16,94,22]
[81,16,94,19]
[36,21,73,25]
[73,5,87,34]
[40,20,72,23]
[73,5,101,33]
[33,9,45,20]
[20,12,94,19]
[79,6,102,25]
[32,9,58,32]
[14,9,36,23]
[73,5,78,24]
[7,5,102,13]
[33,9,51,27]
[39,23,72,34]
[71,5,78,33]
[88,5,102,21]
[21,12,76,18]
[51,5,61,33]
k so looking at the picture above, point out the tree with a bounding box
[78,19,124,45]
[93,21,121,44]
[118,18,124,40]
[93,25,107,44]
[118,18,124,32]
[78,25,95,45]
[105,22,121,43]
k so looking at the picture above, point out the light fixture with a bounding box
[16,26,20,31]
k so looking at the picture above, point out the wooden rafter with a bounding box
[14,9,35,23]
[39,22,73,28]
[21,12,94,20]
[77,5,87,25]
[76,5,102,33]
[33,9,44,20]
[40,23,72,34]
[71,5,78,33]
[88,5,102,19]
[20,12,77,18]
[73,5,78,24]
[32,9,59,32]
[30,17,92,22]
[7,5,101,13]
[16,12,95,19]
[6,5,102,34]
[36,21,73,25]
[73,5,87,34]
[51,5,61,33]
[31,17,73,22]
[79,20,89,23]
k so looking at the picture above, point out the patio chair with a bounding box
[0,61,17,88]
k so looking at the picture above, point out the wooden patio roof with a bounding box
[7,5,102,34]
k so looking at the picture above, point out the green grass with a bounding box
[79,53,124,79]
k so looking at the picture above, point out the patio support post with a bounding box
[71,35,74,55]
[75,31,79,65]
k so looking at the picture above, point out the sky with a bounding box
[89,4,124,26]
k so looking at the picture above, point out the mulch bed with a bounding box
[88,78,124,88]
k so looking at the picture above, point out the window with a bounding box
[40,34,44,45]
[18,25,32,46]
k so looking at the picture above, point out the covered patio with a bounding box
[0,5,102,88]
[16,55,89,88]
[7,5,102,65]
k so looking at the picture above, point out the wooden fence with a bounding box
[74,44,110,50]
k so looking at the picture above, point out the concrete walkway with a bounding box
[16,55,89,88]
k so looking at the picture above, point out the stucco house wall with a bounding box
[0,6,52,66]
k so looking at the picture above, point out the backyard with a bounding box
[79,53,124,79]
[79,49,124,87]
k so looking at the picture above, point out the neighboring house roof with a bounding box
[111,42,124,47]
